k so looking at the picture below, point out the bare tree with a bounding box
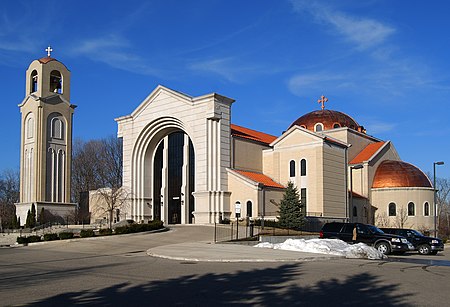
[394,206,409,228]
[376,212,390,227]
[91,187,130,229]
[0,169,20,229]
[72,136,124,227]
[72,138,104,203]
[435,177,450,237]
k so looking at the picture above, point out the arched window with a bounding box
[300,159,306,176]
[246,201,252,217]
[424,202,430,216]
[26,116,34,139]
[314,123,323,132]
[289,160,295,177]
[333,123,341,129]
[300,125,307,129]
[408,202,415,216]
[388,202,396,216]
[51,118,63,139]
[30,70,38,93]
[50,70,62,94]
[353,206,357,217]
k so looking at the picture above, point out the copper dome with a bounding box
[289,109,365,133]
[372,160,432,188]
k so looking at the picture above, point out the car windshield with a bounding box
[368,225,384,234]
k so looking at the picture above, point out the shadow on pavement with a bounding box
[26,263,411,306]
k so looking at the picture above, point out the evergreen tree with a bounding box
[278,181,305,229]
[39,207,45,225]
[11,214,18,229]
[30,204,36,228]
[25,209,31,228]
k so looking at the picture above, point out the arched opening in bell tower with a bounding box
[30,70,38,93]
[50,70,62,94]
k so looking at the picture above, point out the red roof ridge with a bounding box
[232,169,285,189]
[231,124,277,145]
[350,141,386,164]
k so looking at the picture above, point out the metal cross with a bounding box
[45,46,53,57]
[317,95,328,110]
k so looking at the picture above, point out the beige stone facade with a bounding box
[116,86,435,231]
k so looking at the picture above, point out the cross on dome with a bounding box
[317,95,328,110]
[45,46,53,57]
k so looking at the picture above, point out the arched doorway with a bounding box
[152,131,195,224]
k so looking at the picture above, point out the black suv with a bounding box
[320,222,414,255]
[380,228,444,255]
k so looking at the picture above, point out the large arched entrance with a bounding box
[152,131,195,224]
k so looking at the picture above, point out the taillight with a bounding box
[319,230,323,238]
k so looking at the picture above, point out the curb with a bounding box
[146,250,344,263]
[1,227,169,248]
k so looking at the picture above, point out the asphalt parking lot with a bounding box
[0,226,449,306]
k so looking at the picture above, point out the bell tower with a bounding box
[16,47,77,225]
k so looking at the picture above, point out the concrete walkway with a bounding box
[147,241,344,262]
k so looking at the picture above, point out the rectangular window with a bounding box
[300,188,307,215]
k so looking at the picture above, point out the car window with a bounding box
[356,224,369,234]
[368,225,384,234]
[342,224,355,234]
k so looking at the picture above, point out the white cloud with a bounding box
[288,72,353,97]
[364,121,397,134]
[290,0,395,50]
[70,35,162,77]
[189,57,270,83]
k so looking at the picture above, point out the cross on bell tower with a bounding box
[45,45,53,57]
[317,95,328,110]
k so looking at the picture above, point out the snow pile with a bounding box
[255,238,387,260]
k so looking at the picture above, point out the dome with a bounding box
[289,109,365,133]
[372,160,432,188]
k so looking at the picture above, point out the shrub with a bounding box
[28,235,42,243]
[43,233,59,241]
[58,232,74,240]
[220,218,231,224]
[17,236,29,244]
[114,220,164,235]
[114,226,130,234]
[80,229,95,238]
[254,219,279,228]
[99,228,113,236]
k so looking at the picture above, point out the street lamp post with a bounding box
[433,161,444,237]
[349,164,363,223]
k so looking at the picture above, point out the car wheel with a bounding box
[376,242,391,255]
[418,244,431,255]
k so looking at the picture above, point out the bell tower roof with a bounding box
[25,46,71,101]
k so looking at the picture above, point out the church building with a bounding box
[15,52,434,231]
[117,86,435,231]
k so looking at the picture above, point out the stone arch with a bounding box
[131,116,197,223]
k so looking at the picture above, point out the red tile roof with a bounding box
[231,124,277,145]
[234,169,285,189]
[350,142,385,164]
[38,57,56,64]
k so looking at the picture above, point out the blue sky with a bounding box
[1,0,449,178]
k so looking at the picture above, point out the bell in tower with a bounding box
[15,47,77,226]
